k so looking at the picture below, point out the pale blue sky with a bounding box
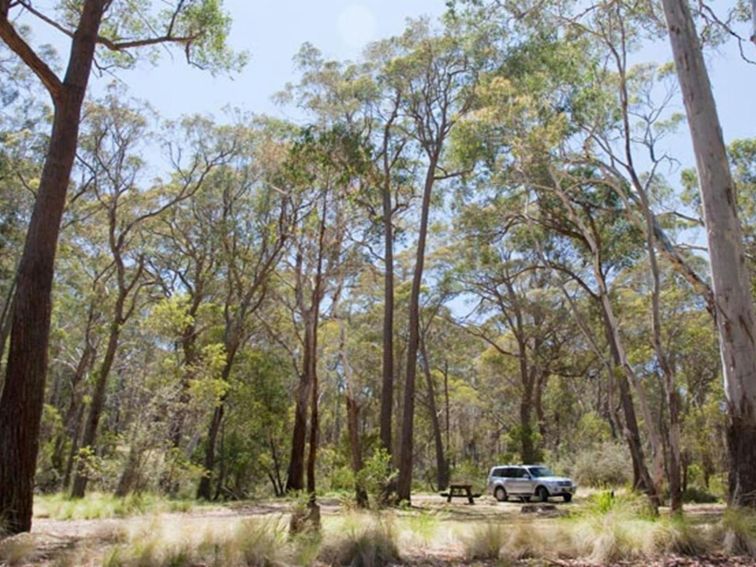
[101,0,446,119]
[106,1,753,169]
[16,1,756,170]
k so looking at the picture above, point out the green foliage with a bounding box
[570,442,633,488]
[34,492,197,521]
[682,486,719,504]
[356,449,397,508]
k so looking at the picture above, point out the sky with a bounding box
[14,1,756,171]
[95,0,446,120]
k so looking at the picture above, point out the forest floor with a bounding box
[2,492,754,566]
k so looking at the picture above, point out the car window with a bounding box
[529,466,555,478]
[493,468,505,477]
[510,468,523,478]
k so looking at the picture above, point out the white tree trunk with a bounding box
[661,0,756,507]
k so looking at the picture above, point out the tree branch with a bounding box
[0,16,62,100]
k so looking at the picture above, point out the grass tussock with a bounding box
[457,491,718,565]
[400,510,442,547]
[102,516,288,567]
[319,514,399,567]
[0,533,37,565]
[722,506,756,556]
[565,492,719,563]
[462,522,507,561]
[35,492,197,521]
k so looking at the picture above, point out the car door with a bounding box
[508,467,529,495]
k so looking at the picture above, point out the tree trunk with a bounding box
[168,320,199,450]
[71,306,123,498]
[600,305,660,507]
[397,159,437,503]
[306,322,319,498]
[638,184,684,514]
[267,435,285,497]
[340,321,368,506]
[197,331,240,500]
[0,277,15,374]
[661,0,756,508]
[420,338,448,491]
[0,0,106,533]
[51,337,96,481]
[114,443,141,498]
[286,319,314,493]
[62,403,86,490]
[379,172,395,455]
[197,403,224,500]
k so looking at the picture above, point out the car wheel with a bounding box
[563,493,572,503]
[494,486,508,502]
[536,486,549,502]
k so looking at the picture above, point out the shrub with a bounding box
[356,449,397,507]
[682,486,719,503]
[571,442,632,487]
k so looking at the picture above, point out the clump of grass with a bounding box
[569,492,660,563]
[103,516,287,567]
[0,533,37,565]
[402,510,441,546]
[722,506,756,556]
[566,491,715,563]
[462,522,507,561]
[235,518,287,565]
[503,522,556,561]
[289,530,322,566]
[320,515,399,566]
[654,516,713,556]
[35,492,197,521]
[166,500,193,514]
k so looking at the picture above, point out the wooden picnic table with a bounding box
[440,483,481,504]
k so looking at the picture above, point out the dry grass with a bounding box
[0,533,37,565]
[100,515,288,566]
[461,522,507,561]
[21,492,751,565]
[722,506,756,556]
[319,513,400,567]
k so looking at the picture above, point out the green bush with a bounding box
[356,449,397,507]
[682,486,719,504]
[571,442,631,487]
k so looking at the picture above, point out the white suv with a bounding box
[487,465,576,503]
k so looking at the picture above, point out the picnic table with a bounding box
[440,483,481,504]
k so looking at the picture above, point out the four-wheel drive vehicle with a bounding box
[487,465,576,503]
